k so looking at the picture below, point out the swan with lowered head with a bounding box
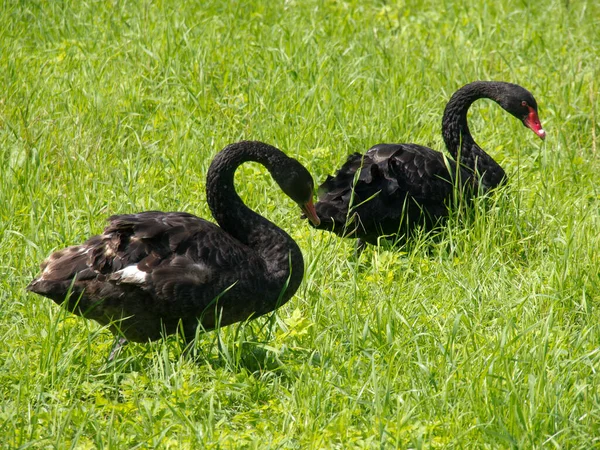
[27,140,320,351]
[310,81,545,246]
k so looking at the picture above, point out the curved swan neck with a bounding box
[442,82,506,189]
[206,141,304,287]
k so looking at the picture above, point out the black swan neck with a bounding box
[442,81,506,189]
[206,141,304,290]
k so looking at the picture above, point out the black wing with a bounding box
[30,211,254,286]
[27,211,267,340]
[314,143,468,241]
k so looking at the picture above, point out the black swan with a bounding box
[27,140,320,352]
[310,81,545,246]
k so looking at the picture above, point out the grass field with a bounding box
[1,0,599,447]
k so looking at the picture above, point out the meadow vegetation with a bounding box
[1,0,599,447]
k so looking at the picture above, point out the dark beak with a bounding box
[300,198,321,227]
[523,106,546,140]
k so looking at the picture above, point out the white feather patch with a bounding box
[116,265,148,284]
[42,246,91,278]
[193,262,210,273]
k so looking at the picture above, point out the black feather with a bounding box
[311,81,544,244]
[27,141,316,344]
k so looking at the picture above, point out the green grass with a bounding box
[1,0,599,447]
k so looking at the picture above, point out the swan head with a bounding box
[272,157,321,227]
[496,83,546,140]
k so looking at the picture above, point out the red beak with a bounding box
[301,198,321,226]
[523,106,546,140]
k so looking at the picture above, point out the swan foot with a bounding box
[108,337,128,361]
[354,238,367,257]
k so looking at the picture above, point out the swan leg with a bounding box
[108,336,128,361]
[354,238,367,257]
[178,322,202,359]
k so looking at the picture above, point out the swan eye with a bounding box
[521,101,527,107]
